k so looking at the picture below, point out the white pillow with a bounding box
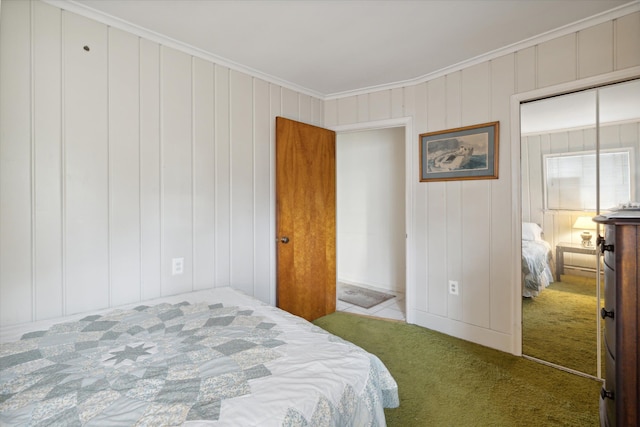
[522,222,543,241]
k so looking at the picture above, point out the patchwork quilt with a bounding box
[0,289,398,426]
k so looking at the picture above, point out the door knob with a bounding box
[280,236,290,244]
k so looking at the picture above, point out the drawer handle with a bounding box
[597,236,614,253]
[601,307,615,319]
[600,387,614,400]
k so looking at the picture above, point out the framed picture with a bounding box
[419,121,499,182]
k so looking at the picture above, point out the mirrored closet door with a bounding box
[520,78,640,377]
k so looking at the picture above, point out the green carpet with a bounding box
[314,312,601,427]
[523,275,603,376]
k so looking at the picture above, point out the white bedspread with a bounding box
[0,288,398,426]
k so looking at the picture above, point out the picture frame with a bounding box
[419,121,499,182]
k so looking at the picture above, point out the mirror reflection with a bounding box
[520,79,640,377]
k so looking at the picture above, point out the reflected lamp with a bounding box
[573,216,596,247]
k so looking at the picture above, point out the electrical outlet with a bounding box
[172,257,184,275]
[449,280,459,295]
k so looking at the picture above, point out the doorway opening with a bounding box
[334,125,407,321]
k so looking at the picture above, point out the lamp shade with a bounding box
[573,216,596,230]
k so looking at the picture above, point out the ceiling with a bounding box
[72,0,635,98]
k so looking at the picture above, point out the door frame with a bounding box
[331,117,415,324]
[509,66,640,357]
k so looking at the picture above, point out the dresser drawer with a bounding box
[602,349,616,426]
[603,264,616,355]
[602,225,616,270]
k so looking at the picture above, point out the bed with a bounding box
[521,222,554,298]
[0,287,398,426]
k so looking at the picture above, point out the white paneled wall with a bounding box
[325,11,640,352]
[0,0,323,326]
[0,0,638,355]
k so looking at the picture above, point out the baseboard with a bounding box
[412,310,514,354]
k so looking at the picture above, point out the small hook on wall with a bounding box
[83,45,90,52]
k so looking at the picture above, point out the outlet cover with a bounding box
[449,280,459,295]
[172,258,184,275]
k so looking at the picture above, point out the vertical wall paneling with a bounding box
[460,63,491,328]
[337,96,358,125]
[526,136,544,226]
[461,63,491,124]
[230,71,254,293]
[426,78,448,316]
[269,84,282,305]
[615,12,640,70]
[193,58,215,291]
[324,99,338,128]
[401,84,419,311]
[489,54,515,334]
[1,1,638,355]
[521,140,531,222]
[357,94,369,123]
[298,94,312,124]
[369,90,391,121]
[34,1,63,320]
[108,28,141,306]
[579,21,614,79]
[254,79,271,303]
[413,83,428,311]
[160,46,193,296]
[311,97,324,126]
[537,34,577,88]
[391,87,404,119]
[445,72,463,321]
[139,38,162,301]
[214,65,231,286]
[516,46,537,93]
[281,87,299,120]
[64,12,110,315]
[0,0,33,324]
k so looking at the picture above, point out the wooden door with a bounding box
[276,117,336,321]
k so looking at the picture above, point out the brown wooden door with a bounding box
[276,117,336,321]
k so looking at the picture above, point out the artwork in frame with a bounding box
[419,121,499,182]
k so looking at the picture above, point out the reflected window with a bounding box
[544,149,633,210]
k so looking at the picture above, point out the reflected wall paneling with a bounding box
[64,12,110,315]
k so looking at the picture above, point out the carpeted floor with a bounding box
[522,274,603,377]
[314,311,601,426]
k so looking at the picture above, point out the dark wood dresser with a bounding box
[594,212,639,427]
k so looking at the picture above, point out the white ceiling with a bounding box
[71,0,635,97]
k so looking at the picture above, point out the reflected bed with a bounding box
[522,223,554,298]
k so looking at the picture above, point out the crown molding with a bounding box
[325,1,640,100]
[43,0,639,102]
[42,0,325,100]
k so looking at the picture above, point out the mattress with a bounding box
[0,287,398,426]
